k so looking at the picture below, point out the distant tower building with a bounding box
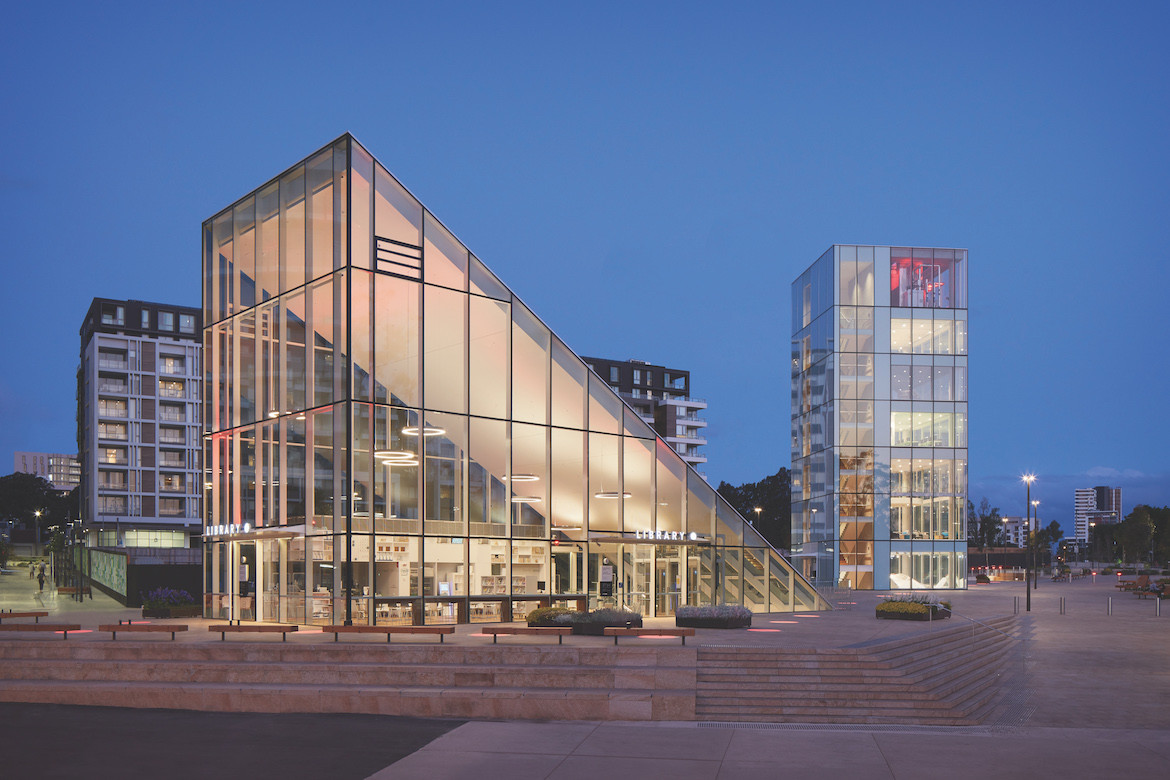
[1000,516,1029,548]
[1074,486,1122,542]
[791,245,969,590]
[78,298,203,549]
[13,452,81,492]
[580,357,708,476]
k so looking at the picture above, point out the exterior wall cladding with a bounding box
[201,134,826,626]
[790,246,969,590]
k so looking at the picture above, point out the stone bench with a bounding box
[0,611,49,624]
[603,627,695,646]
[482,626,573,645]
[209,624,299,641]
[0,623,82,639]
[322,625,455,643]
[100,623,189,641]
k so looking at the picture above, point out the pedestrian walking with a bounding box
[29,561,34,579]
[37,568,45,592]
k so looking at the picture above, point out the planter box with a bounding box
[143,605,202,619]
[675,616,751,629]
[875,607,950,621]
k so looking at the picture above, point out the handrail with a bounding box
[935,604,1013,639]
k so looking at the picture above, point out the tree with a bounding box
[967,497,1004,571]
[716,467,791,550]
[0,473,69,539]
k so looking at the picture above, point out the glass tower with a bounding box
[790,246,968,590]
[202,134,825,625]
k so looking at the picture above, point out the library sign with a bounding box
[632,530,704,543]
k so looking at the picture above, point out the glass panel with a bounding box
[551,339,587,430]
[912,365,932,401]
[891,318,911,353]
[955,319,968,354]
[309,407,334,533]
[424,537,465,598]
[311,276,340,407]
[283,293,306,412]
[212,212,233,321]
[423,411,466,536]
[511,423,548,538]
[933,319,952,355]
[623,437,653,534]
[912,319,933,354]
[469,296,509,419]
[511,540,548,596]
[550,428,585,538]
[470,538,509,596]
[689,471,717,537]
[374,163,422,246]
[306,149,335,282]
[469,254,508,300]
[655,439,686,534]
[351,270,372,402]
[350,143,373,271]
[374,407,420,534]
[423,285,467,413]
[285,416,306,525]
[891,365,910,400]
[588,433,621,532]
[933,366,953,401]
[588,374,622,434]
[511,301,549,424]
[234,197,256,310]
[374,274,419,407]
[256,183,279,302]
[423,211,468,290]
[237,311,256,426]
[280,166,306,293]
[468,417,507,537]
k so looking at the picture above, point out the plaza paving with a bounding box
[1,565,1168,777]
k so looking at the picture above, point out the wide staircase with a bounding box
[0,641,695,721]
[695,615,1019,725]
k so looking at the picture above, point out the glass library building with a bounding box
[202,134,824,625]
[790,246,968,590]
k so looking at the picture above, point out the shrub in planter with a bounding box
[875,596,951,621]
[974,574,991,584]
[526,606,576,627]
[141,587,199,618]
[675,605,752,629]
[560,608,643,635]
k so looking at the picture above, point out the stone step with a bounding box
[0,657,690,689]
[693,702,973,724]
[0,679,695,721]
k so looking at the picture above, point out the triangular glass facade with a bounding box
[201,134,827,624]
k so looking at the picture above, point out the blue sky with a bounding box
[1,2,1167,534]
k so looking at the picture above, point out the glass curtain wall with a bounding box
[203,135,824,624]
[792,245,967,591]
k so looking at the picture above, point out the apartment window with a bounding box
[631,388,642,398]
[159,450,185,467]
[159,497,185,516]
[159,311,175,331]
[160,473,185,492]
[98,399,128,418]
[609,367,619,383]
[158,403,185,422]
[179,314,195,334]
[98,350,127,371]
[160,355,185,375]
[159,426,185,445]
[159,380,184,398]
[645,371,655,386]
[98,496,127,513]
[124,529,185,548]
[98,422,128,441]
[101,305,125,326]
[100,447,127,465]
[633,369,642,385]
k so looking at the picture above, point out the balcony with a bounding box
[158,410,186,423]
[159,387,185,399]
[98,360,128,371]
[98,382,128,394]
[159,434,186,445]
[98,407,128,419]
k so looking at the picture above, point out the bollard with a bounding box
[1059,597,1065,615]
[1014,595,1019,615]
[1158,598,1162,618]
[1108,597,1112,616]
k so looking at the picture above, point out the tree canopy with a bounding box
[0,472,73,536]
[716,467,791,550]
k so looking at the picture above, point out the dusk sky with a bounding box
[1,2,1167,536]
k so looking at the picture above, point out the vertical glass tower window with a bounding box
[791,245,968,590]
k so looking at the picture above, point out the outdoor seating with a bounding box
[0,623,82,639]
[100,623,189,640]
[603,627,695,645]
[0,611,49,623]
[208,624,298,641]
[1116,575,1149,591]
[482,626,573,644]
[322,625,454,643]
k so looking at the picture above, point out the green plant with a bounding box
[141,587,195,611]
[0,540,12,569]
[561,608,642,627]
[675,605,752,620]
[526,606,575,625]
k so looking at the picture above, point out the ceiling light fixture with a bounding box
[401,426,446,437]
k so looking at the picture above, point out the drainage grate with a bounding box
[697,722,995,734]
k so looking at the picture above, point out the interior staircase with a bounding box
[695,615,1019,725]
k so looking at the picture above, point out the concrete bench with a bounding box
[57,586,92,596]
[603,627,695,645]
[209,624,299,641]
[100,623,189,641]
[0,623,82,639]
[0,611,49,624]
[483,626,573,645]
[322,625,455,643]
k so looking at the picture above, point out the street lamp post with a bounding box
[1022,474,1036,612]
[752,507,762,527]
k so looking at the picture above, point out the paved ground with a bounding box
[2,564,1168,778]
